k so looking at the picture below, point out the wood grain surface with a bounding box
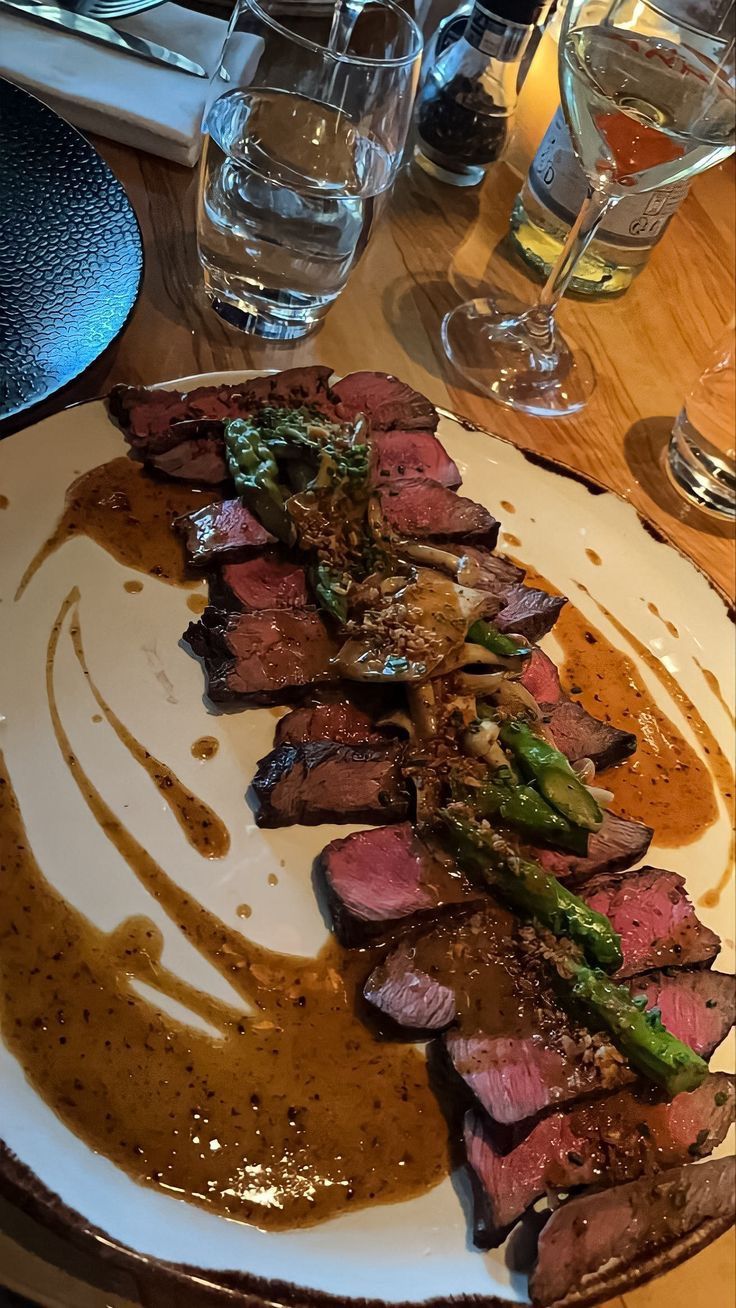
[1,139,734,1308]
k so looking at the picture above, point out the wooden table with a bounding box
[2,140,735,1307]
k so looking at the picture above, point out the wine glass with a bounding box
[442,0,736,416]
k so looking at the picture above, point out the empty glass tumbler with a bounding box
[668,321,735,518]
[197,0,422,339]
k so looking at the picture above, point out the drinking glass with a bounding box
[197,0,422,340]
[442,0,736,415]
[668,319,735,516]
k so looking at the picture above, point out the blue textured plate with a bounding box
[0,78,142,425]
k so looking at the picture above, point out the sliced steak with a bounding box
[370,429,461,488]
[364,933,460,1030]
[374,478,500,547]
[332,371,438,431]
[529,1156,736,1307]
[175,500,275,565]
[149,438,227,484]
[581,867,721,977]
[364,909,633,1122]
[274,701,390,747]
[321,823,476,945]
[451,544,526,599]
[109,366,336,451]
[184,607,337,704]
[625,968,735,1058]
[535,811,653,881]
[252,740,411,827]
[520,646,564,706]
[211,554,309,611]
[495,585,567,642]
[545,699,637,771]
[519,647,637,771]
[466,1073,735,1237]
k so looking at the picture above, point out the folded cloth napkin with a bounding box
[0,3,258,166]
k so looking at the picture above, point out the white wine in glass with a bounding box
[442,0,736,416]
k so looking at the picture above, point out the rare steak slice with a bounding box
[109,366,336,451]
[184,607,337,704]
[519,648,638,771]
[149,438,227,484]
[581,867,721,977]
[544,700,637,771]
[175,499,275,565]
[211,554,309,611]
[374,478,500,547]
[520,646,564,706]
[371,430,461,488]
[252,741,411,827]
[495,585,567,642]
[529,1156,736,1307]
[534,811,653,881]
[332,371,438,431]
[624,967,735,1059]
[364,909,634,1122]
[365,916,730,1056]
[274,701,391,747]
[320,823,478,945]
[465,1072,735,1237]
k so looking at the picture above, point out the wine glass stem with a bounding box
[524,187,618,345]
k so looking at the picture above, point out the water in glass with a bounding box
[198,90,393,339]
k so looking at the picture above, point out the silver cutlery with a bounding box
[0,0,207,75]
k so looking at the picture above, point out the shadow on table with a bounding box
[624,416,735,542]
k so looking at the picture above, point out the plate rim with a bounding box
[0,77,144,427]
[0,376,732,1308]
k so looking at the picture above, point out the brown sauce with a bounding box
[186,593,208,615]
[585,548,602,566]
[191,736,219,761]
[236,904,252,920]
[15,458,217,600]
[556,592,720,847]
[500,500,515,514]
[503,532,522,548]
[647,600,679,639]
[65,594,229,861]
[0,495,8,509]
[694,659,736,731]
[123,580,143,594]
[268,873,279,887]
[0,749,447,1228]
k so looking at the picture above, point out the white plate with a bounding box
[0,373,733,1307]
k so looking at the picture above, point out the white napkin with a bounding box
[0,3,259,166]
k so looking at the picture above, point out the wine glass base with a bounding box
[442,294,596,417]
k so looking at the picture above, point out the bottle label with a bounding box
[527,107,689,250]
[465,4,526,59]
[466,6,508,56]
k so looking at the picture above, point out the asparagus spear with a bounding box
[467,619,532,659]
[567,956,708,1095]
[224,419,295,545]
[499,719,603,832]
[439,810,621,970]
[441,815,707,1094]
[453,778,589,854]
